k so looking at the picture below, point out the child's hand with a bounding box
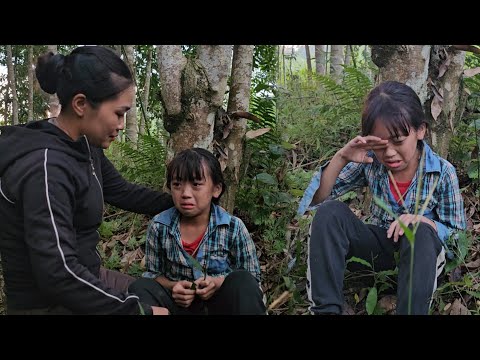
[172,280,196,307]
[387,214,435,243]
[194,276,217,300]
[339,135,388,164]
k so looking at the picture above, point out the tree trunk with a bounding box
[330,45,345,83]
[47,45,60,117]
[221,45,254,213]
[371,45,431,103]
[157,45,232,160]
[305,45,312,80]
[6,45,18,125]
[315,45,326,75]
[140,46,152,136]
[123,45,138,144]
[425,46,466,157]
[3,93,7,125]
[371,45,466,157]
[363,45,374,81]
[344,45,352,67]
[28,46,34,121]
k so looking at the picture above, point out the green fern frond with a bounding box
[109,133,167,190]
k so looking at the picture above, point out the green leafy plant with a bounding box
[444,232,471,273]
[277,66,372,164]
[186,254,207,290]
[373,150,439,314]
[346,256,398,315]
[107,133,167,191]
[138,302,146,315]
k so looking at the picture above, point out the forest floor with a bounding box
[0,183,478,316]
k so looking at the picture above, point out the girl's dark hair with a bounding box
[166,148,226,204]
[35,46,133,110]
[361,81,427,138]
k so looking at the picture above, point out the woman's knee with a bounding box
[128,277,155,293]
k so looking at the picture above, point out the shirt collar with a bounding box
[422,141,441,173]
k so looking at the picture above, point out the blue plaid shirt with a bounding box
[144,204,261,282]
[297,141,466,243]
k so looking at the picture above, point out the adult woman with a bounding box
[0,46,171,315]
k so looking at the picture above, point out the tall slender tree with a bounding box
[140,46,152,136]
[330,45,345,83]
[46,45,60,117]
[222,45,254,212]
[123,45,138,144]
[27,46,34,121]
[6,45,18,125]
[344,45,352,67]
[315,45,326,75]
[305,45,312,80]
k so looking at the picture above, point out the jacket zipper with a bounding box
[85,137,105,267]
[84,136,104,205]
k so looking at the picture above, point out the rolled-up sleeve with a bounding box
[297,161,367,216]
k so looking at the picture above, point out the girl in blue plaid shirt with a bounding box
[298,81,466,315]
[129,148,265,315]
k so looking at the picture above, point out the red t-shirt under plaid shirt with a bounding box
[389,179,411,203]
[182,232,205,256]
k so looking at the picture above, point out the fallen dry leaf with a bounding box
[222,121,234,139]
[218,157,227,172]
[245,127,271,140]
[438,55,451,79]
[110,233,129,246]
[268,291,292,310]
[431,95,443,121]
[449,266,463,282]
[473,223,480,234]
[464,67,480,78]
[468,205,476,217]
[450,298,470,315]
[465,258,480,270]
[377,295,397,314]
[442,303,452,315]
[106,238,118,249]
[121,248,143,267]
[342,301,355,315]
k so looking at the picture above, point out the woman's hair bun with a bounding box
[35,52,65,94]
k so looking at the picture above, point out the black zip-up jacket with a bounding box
[0,120,173,314]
